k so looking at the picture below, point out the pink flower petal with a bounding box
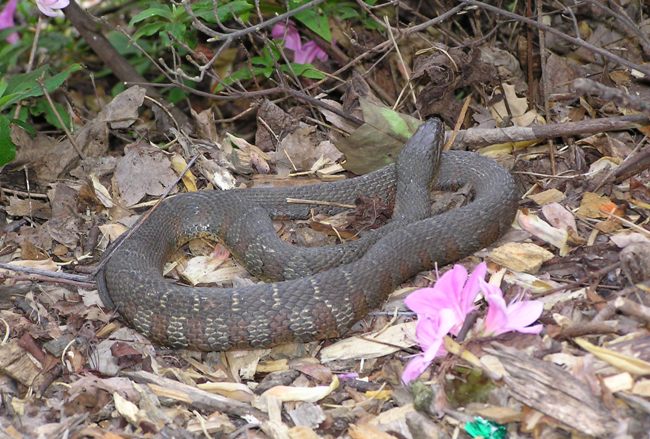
[460,262,487,312]
[404,264,484,336]
[481,279,544,336]
[401,354,429,385]
[37,0,69,17]
[0,0,18,44]
[504,300,544,330]
[404,287,454,316]
[271,21,302,52]
[401,309,457,384]
[294,40,327,64]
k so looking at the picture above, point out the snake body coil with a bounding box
[97,120,518,351]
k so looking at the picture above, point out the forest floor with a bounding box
[1,1,650,438]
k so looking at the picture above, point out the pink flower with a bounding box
[271,21,328,65]
[0,0,19,44]
[401,262,544,384]
[480,279,543,336]
[36,0,69,17]
[404,263,486,336]
[402,309,456,385]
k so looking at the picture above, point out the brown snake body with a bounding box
[97,120,518,351]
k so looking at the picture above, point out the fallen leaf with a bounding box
[113,392,139,426]
[602,372,634,393]
[113,142,178,207]
[490,83,544,126]
[335,100,422,174]
[90,174,114,208]
[575,338,650,375]
[577,192,615,219]
[320,321,416,362]
[516,211,569,255]
[170,153,198,192]
[527,188,565,205]
[197,381,255,402]
[489,242,555,273]
[349,423,397,439]
[254,376,339,411]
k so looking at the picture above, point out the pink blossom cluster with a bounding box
[402,262,543,384]
[271,21,328,65]
[1,0,69,45]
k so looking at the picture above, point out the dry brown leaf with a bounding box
[225,349,270,381]
[113,392,139,425]
[349,423,397,439]
[170,153,198,192]
[90,174,114,208]
[576,192,616,219]
[288,426,321,439]
[527,188,565,205]
[254,376,339,411]
[180,256,245,286]
[320,321,416,362]
[490,83,544,126]
[602,372,634,392]
[632,379,650,396]
[197,381,254,402]
[488,242,554,273]
[516,211,569,255]
[113,142,178,207]
[6,197,51,219]
[575,338,650,375]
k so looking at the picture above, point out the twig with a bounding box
[573,78,650,116]
[0,188,49,199]
[585,0,650,58]
[594,135,647,191]
[0,262,90,282]
[37,78,84,159]
[451,114,649,149]
[181,0,325,41]
[537,1,556,176]
[614,141,650,184]
[63,0,191,130]
[460,0,650,78]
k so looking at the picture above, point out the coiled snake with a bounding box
[97,119,518,351]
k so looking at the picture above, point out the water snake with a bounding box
[96,119,518,351]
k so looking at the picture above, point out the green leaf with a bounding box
[335,100,422,174]
[133,22,167,40]
[0,115,16,166]
[165,22,187,41]
[0,64,83,111]
[282,64,325,80]
[129,5,173,25]
[0,79,8,99]
[336,5,360,20]
[191,0,253,23]
[290,0,331,41]
[31,100,71,130]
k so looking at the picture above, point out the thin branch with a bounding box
[0,263,90,282]
[181,0,326,41]
[460,0,650,79]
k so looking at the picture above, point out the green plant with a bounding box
[0,64,82,166]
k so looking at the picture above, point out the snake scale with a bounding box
[96,119,518,351]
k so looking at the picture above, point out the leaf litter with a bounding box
[1,3,650,438]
